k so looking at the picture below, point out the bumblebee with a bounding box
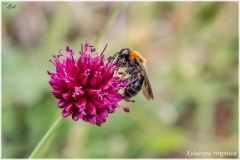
[110,48,154,101]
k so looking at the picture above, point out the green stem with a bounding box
[94,2,124,48]
[29,116,65,158]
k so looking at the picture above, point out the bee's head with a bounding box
[121,48,130,57]
[115,48,131,67]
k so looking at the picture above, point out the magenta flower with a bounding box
[47,42,130,126]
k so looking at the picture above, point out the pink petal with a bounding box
[65,103,74,112]
[96,108,108,117]
[56,63,66,76]
[57,99,67,108]
[86,101,96,115]
[47,71,56,76]
[77,58,83,72]
[124,107,130,112]
[75,97,87,111]
[57,78,68,89]
[102,66,114,81]
[52,90,63,99]
[62,92,72,101]
[78,72,89,88]
[96,115,106,123]
[66,56,75,69]
[89,71,98,88]
[85,115,96,124]
[91,57,102,71]
[49,79,58,86]
[71,65,80,79]
[65,79,76,90]
[105,92,122,101]
[92,99,107,108]
[82,59,89,72]
[62,108,72,117]
[86,88,100,97]
[72,110,80,121]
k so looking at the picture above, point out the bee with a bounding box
[110,48,154,101]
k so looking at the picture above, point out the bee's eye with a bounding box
[122,50,129,56]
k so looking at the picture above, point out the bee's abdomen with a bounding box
[123,74,144,99]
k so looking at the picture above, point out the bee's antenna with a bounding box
[109,52,119,64]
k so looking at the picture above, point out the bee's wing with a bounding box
[136,58,154,100]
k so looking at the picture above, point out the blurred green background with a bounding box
[2,1,238,158]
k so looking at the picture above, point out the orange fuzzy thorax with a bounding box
[129,51,147,66]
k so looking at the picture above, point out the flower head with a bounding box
[48,42,130,126]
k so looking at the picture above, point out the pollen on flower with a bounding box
[47,41,130,126]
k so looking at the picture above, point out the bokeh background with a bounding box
[2,1,238,158]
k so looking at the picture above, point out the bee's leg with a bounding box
[123,98,135,102]
[108,52,119,64]
[120,67,134,79]
[120,73,127,79]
